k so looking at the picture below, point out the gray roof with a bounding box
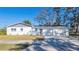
[33,25,68,29]
[7,23,68,30]
[7,23,31,27]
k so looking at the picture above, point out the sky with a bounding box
[0,7,76,28]
[0,7,44,28]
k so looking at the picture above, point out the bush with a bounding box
[69,32,79,36]
[0,29,6,35]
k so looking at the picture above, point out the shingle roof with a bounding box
[7,23,31,27]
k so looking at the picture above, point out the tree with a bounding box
[23,20,31,25]
[73,12,79,33]
[35,7,79,29]
[53,7,61,26]
[35,7,61,26]
[63,7,74,28]
[35,8,52,26]
[53,18,61,26]
[0,28,6,35]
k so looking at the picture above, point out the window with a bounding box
[35,28,37,31]
[20,28,23,31]
[11,28,16,31]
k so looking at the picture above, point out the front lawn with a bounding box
[0,35,43,51]
[0,44,19,51]
[0,35,43,40]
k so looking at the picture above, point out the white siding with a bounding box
[7,26,69,36]
[7,26,32,35]
[32,27,69,36]
[53,28,69,36]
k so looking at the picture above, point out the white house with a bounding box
[7,23,69,36]
[32,26,69,36]
[7,23,32,35]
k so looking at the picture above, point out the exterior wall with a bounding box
[7,26,32,35]
[31,27,40,35]
[42,29,53,36]
[7,26,69,36]
[53,28,69,36]
[32,28,69,36]
[32,28,53,36]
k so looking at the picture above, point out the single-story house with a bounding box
[7,23,32,35]
[32,25,69,36]
[7,23,69,36]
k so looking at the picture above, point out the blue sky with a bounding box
[0,7,44,28]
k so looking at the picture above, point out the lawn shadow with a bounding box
[31,40,47,51]
[45,38,79,51]
[9,42,31,51]
[33,45,47,51]
[9,38,79,51]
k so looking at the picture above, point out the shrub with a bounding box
[0,29,6,35]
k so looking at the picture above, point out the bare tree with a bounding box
[35,7,61,26]
[73,12,79,33]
